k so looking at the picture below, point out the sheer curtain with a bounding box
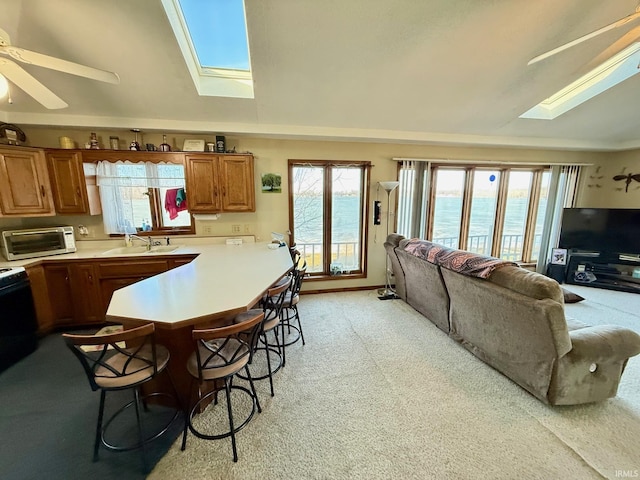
[397,160,430,238]
[96,161,185,234]
[535,165,581,273]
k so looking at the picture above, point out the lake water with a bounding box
[294,196,546,242]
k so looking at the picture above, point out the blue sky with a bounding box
[179,0,250,70]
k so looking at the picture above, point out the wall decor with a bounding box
[613,171,640,192]
[261,173,282,193]
[587,165,603,189]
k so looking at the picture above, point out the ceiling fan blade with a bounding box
[0,58,67,109]
[528,11,640,65]
[0,45,120,84]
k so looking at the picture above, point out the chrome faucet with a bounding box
[126,234,161,251]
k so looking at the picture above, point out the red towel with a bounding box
[164,188,188,220]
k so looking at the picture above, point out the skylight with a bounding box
[161,0,254,98]
[521,42,640,120]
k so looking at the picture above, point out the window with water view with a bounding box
[289,160,370,277]
[426,165,550,263]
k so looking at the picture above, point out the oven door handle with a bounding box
[9,230,59,236]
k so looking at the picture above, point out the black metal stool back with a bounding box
[63,323,181,474]
[181,310,265,462]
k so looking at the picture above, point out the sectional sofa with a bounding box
[385,234,640,405]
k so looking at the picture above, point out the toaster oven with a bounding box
[1,226,76,261]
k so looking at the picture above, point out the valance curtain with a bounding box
[96,161,186,234]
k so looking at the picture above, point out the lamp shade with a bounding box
[379,181,399,193]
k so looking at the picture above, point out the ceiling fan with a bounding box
[528,5,640,65]
[0,27,120,109]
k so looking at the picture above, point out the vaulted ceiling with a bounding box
[2,0,640,151]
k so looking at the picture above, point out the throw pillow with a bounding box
[562,287,585,304]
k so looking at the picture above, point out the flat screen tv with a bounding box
[558,208,640,255]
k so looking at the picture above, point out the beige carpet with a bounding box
[149,288,640,480]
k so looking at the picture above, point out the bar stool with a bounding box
[181,310,264,462]
[63,323,182,474]
[279,262,307,357]
[237,277,291,397]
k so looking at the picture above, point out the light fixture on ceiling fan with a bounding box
[528,4,640,65]
[0,27,120,109]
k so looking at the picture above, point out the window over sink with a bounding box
[96,161,193,235]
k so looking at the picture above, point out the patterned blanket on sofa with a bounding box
[403,239,517,279]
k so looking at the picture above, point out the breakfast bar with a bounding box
[105,242,293,403]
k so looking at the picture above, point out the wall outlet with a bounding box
[202,224,213,235]
[231,224,241,233]
[244,224,252,233]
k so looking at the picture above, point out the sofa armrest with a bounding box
[565,325,640,363]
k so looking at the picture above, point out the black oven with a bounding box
[0,267,38,372]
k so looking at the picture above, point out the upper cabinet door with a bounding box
[0,147,54,216]
[184,154,221,212]
[46,150,90,214]
[219,155,255,212]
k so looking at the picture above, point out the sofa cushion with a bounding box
[489,265,565,304]
[562,287,585,304]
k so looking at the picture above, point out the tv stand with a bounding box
[566,252,640,294]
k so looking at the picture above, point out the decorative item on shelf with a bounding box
[129,128,141,151]
[0,123,26,145]
[159,134,171,152]
[109,136,119,150]
[215,135,226,153]
[378,180,400,300]
[183,139,205,152]
[206,142,215,152]
[146,143,156,151]
[59,136,75,149]
[89,132,99,149]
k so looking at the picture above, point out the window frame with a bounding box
[288,159,371,280]
[86,158,195,237]
[425,163,550,263]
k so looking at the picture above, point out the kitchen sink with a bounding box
[101,245,184,256]
[147,245,182,254]
[102,246,149,256]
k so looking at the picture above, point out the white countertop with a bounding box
[105,242,293,329]
[0,235,256,268]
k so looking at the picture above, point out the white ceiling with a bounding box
[2,0,640,151]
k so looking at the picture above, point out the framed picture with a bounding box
[551,248,567,265]
[182,139,205,152]
[261,173,282,193]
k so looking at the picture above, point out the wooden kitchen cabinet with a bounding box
[45,149,101,215]
[44,264,74,324]
[29,255,196,333]
[69,263,103,324]
[0,146,55,216]
[42,262,103,327]
[185,154,255,213]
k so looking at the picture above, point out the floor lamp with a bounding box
[378,181,399,300]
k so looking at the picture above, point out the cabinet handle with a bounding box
[222,186,226,196]
[213,186,218,197]
[40,185,45,197]
[76,187,81,197]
